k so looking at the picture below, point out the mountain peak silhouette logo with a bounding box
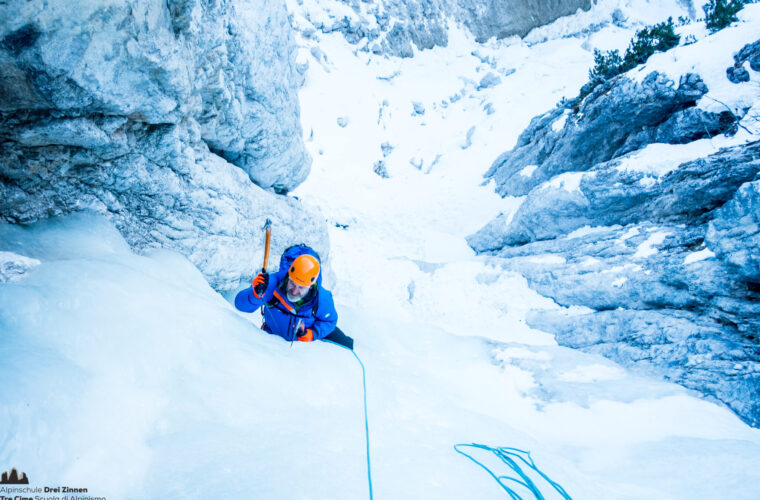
[0,468,29,484]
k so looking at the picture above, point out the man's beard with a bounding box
[287,288,308,302]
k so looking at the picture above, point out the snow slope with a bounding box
[3,214,759,499]
[2,1,760,499]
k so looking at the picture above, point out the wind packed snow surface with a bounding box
[3,1,760,499]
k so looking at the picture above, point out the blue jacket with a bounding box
[234,270,338,342]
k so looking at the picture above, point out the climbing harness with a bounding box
[454,443,572,500]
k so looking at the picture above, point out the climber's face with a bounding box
[286,278,310,301]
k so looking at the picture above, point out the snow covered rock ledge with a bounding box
[482,71,732,197]
[470,141,760,250]
[0,0,321,290]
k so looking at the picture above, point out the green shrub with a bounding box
[622,18,680,68]
[588,49,624,87]
[703,0,748,32]
[578,18,680,101]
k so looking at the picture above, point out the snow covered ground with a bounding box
[2,1,760,499]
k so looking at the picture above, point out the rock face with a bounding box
[470,142,760,250]
[726,39,760,84]
[484,207,760,427]
[527,305,759,429]
[457,0,592,42]
[470,61,760,427]
[1,0,310,192]
[483,72,736,198]
[297,0,591,57]
[706,180,760,281]
[0,0,325,290]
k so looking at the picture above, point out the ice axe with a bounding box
[261,218,272,273]
[252,218,272,298]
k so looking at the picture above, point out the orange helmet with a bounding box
[288,254,320,287]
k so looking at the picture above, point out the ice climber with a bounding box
[234,247,354,350]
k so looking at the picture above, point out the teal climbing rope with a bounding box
[454,443,572,500]
[352,349,374,500]
[327,340,374,500]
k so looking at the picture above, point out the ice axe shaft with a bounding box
[261,218,272,273]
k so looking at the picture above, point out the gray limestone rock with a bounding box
[0,0,322,290]
[726,39,759,84]
[469,36,760,428]
[300,0,592,57]
[622,107,737,152]
[739,41,760,72]
[527,308,760,427]
[0,120,328,291]
[495,223,759,332]
[706,180,760,282]
[1,0,310,191]
[476,143,760,426]
[727,65,750,84]
[490,220,760,426]
[469,141,760,251]
[373,160,390,178]
[483,72,734,197]
[458,0,592,42]
[476,72,501,91]
[732,39,760,70]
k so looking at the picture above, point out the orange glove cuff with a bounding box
[298,329,314,342]
[252,274,267,298]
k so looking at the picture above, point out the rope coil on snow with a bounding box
[454,443,572,500]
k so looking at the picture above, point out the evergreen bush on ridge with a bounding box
[703,0,748,32]
[578,18,680,100]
